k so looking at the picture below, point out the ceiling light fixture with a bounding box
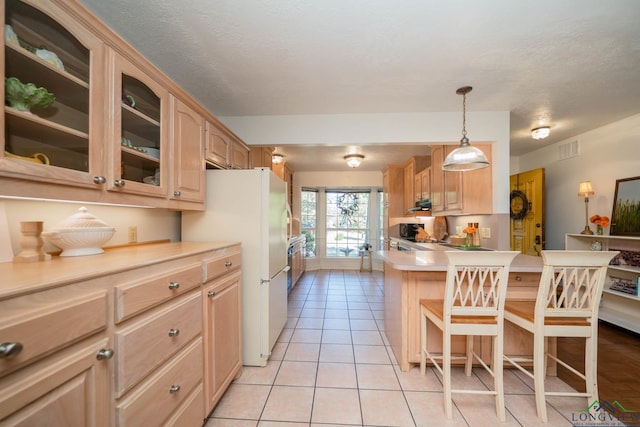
[531,126,551,140]
[272,153,284,164]
[344,154,364,168]
[442,86,490,172]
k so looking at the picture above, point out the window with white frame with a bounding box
[325,190,370,257]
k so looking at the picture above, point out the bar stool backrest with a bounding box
[535,250,619,323]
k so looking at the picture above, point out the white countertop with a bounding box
[379,246,543,272]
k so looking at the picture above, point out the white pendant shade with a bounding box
[442,139,490,171]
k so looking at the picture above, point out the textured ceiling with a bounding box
[80,0,640,170]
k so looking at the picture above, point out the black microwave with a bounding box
[399,223,424,239]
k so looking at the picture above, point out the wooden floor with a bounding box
[557,321,640,411]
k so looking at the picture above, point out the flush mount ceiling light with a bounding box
[344,154,364,168]
[531,126,551,140]
[272,153,284,164]
[442,86,490,172]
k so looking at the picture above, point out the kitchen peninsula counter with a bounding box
[380,248,544,371]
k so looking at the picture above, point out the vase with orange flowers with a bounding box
[590,215,609,235]
[463,224,478,247]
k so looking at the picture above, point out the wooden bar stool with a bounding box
[420,250,519,420]
[503,250,618,422]
[359,243,372,272]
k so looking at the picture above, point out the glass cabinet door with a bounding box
[2,0,105,188]
[108,49,169,198]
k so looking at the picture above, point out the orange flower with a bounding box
[463,226,477,234]
[590,215,609,227]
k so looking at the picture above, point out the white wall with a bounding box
[513,113,640,250]
[0,198,180,257]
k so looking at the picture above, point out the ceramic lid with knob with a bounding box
[53,206,114,230]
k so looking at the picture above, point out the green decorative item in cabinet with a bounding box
[4,76,55,112]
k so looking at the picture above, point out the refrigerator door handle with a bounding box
[261,266,291,284]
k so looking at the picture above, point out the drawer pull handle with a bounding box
[173,191,181,197]
[168,328,180,337]
[0,342,23,359]
[96,348,114,360]
[515,275,522,281]
[207,290,216,297]
[168,282,180,290]
[169,385,181,394]
[225,261,233,267]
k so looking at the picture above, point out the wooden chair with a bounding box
[503,250,619,422]
[420,251,519,420]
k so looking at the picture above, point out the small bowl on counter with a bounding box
[42,207,115,257]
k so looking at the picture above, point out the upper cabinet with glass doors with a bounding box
[107,49,169,198]
[1,0,105,190]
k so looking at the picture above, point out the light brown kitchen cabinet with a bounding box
[403,156,429,216]
[170,96,205,203]
[1,0,106,190]
[250,146,274,168]
[205,120,250,169]
[273,161,294,206]
[382,164,404,249]
[108,48,170,199]
[0,0,248,210]
[429,144,492,214]
[0,242,242,425]
[0,337,111,426]
[202,269,242,414]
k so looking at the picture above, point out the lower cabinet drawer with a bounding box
[0,288,108,376]
[203,248,241,282]
[115,338,203,427]
[114,292,202,396]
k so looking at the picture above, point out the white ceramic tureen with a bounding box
[42,207,115,257]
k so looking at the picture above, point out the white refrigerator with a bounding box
[181,168,289,367]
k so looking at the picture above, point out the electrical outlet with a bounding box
[482,227,491,238]
[455,226,463,235]
[128,226,137,243]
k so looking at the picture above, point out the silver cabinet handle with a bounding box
[168,281,180,290]
[173,191,181,197]
[93,176,106,184]
[0,342,23,359]
[96,348,114,360]
[224,261,232,267]
[207,290,216,298]
[114,179,125,187]
[514,275,522,281]
[169,385,181,394]
[168,328,180,337]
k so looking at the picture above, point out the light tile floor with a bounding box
[206,270,587,427]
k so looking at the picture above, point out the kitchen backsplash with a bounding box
[0,199,180,259]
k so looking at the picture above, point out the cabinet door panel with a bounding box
[1,0,106,189]
[107,49,169,198]
[205,121,230,167]
[0,337,110,425]
[171,97,205,202]
[203,271,242,413]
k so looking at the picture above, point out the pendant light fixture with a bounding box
[442,86,490,172]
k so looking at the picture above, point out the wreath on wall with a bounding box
[509,190,529,220]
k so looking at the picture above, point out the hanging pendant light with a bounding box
[442,86,490,172]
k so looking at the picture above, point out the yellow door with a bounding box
[510,168,545,256]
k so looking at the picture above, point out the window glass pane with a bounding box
[326,191,370,257]
[301,190,317,256]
